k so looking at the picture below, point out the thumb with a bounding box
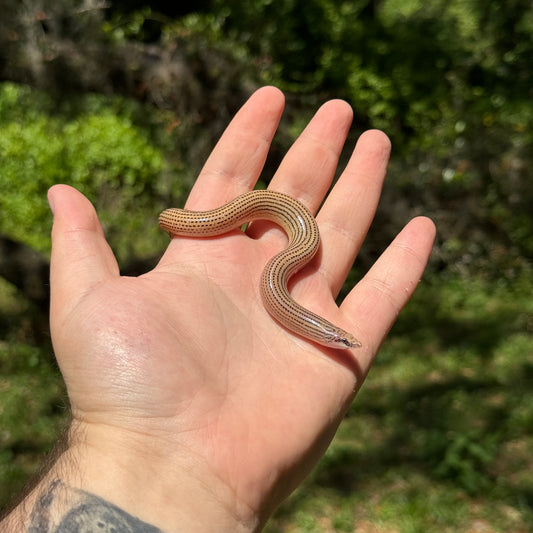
[48,184,119,321]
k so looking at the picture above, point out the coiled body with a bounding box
[159,190,361,349]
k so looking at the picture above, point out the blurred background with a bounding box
[0,1,531,531]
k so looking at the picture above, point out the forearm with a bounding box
[3,478,164,533]
[1,422,260,533]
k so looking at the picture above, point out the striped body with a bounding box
[159,190,360,349]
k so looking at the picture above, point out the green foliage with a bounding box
[1,1,533,530]
[0,338,67,507]
[176,0,533,277]
[0,82,173,260]
[202,0,533,140]
[103,6,157,43]
[0,275,66,506]
[430,429,498,494]
[266,275,533,531]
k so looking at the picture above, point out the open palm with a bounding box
[48,87,435,527]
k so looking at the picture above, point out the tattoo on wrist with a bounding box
[28,479,163,532]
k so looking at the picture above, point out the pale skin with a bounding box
[1,86,435,532]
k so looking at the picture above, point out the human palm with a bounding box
[48,87,435,522]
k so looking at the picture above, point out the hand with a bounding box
[45,87,435,531]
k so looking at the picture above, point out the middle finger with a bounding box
[267,99,354,212]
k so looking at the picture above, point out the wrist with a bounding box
[3,420,260,533]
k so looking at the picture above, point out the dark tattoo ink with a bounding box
[28,480,164,533]
[27,479,61,532]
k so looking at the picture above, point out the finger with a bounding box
[48,184,119,317]
[268,99,353,210]
[246,99,352,242]
[342,216,436,366]
[185,86,285,210]
[316,130,391,296]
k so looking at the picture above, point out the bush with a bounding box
[0,82,170,260]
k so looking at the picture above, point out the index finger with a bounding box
[185,86,285,210]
